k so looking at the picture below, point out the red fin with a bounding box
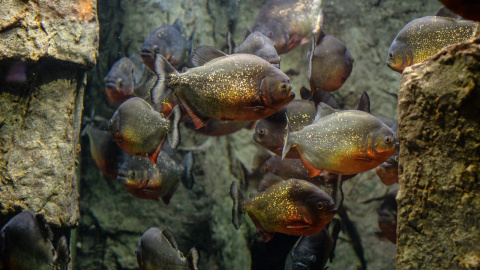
[178,99,208,129]
[248,213,275,242]
[299,153,322,177]
[148,138,165,164]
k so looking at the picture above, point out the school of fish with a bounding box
[3,1,476,269]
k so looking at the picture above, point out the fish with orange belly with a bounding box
[282,103,398,177]
[152,46,295,129]
[230,174,336,242]
[109,97,181,163]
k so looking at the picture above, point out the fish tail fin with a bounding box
[181,152,195,189]
[167,105,182,150]
[152,54,178,106]
[230,181,246,230]
[187,247,200,270]
[281,114,293,160]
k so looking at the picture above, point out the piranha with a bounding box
[375,152,399,186]
[282,103,399,177]
[136,227,199,270]
[260,155,357,183]
[437,0,480,22]
[254,88,367,159]
[230,174,336,242]
[227,28,281,68]
[386,6,476,73]
[0,210,70,270]
[141,19,193,71]
[104,57,136,104]
[152,46,295,129]
[308,33,354,92]
[375,189,398,244]
[185,118,256,137]
[252,0,324,54]
[117,151,194,204]
[109,97,181,163]
[254,99,317,159]
[284,221,341,270]
[82,124,132,180]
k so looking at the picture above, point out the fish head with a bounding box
[386,41,411,73]
[367,125,399,160]
[253,23,290,55]
[260,70,294,109]
[141,26,189,70]
[117,157,155,188]
[294,183,336,230]
[104,58,135,104]
[253,118,285,152]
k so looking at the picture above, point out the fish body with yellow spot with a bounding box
[252,0,323,54]
[283,103,398,177]
[153,46,294,129]
[387,11,475,73]
[230,174,336,242]
[109,97,181,163]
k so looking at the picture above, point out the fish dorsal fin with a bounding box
[242,27,252,40]
[187,247,200,270]
[435,6,461,19]
[162,228,179,250]
[307,36,316,81]
[258,173,284,192]
[191,46,228,67]
[172,19,183,32]
[356,91,370,113]
[300,86,313,100]
[313,102,336,124]
[227,31,236,54]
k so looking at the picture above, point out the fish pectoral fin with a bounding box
[244,105,266,112]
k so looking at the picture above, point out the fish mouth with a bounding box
[105,81,118,90]
[140,49,154,59]
[117,175,127,184]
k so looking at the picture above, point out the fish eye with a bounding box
[257,128,265,135]
[281,83,287,89]
[267,31,273,37]
[316,202,324,210]
[388,51,394,59]
[128,171,135,178]
[384,136,393,144]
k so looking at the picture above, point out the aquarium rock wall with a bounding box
[0,0,99,243]
[397,38,480,270]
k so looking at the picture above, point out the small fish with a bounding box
[185,118,256,136]
[117,151,194,204]
[152,46,294,129]
[104,57,136,104]
[436,1,480,22]
[386,7,475,73]
[230,174,336,242]
[252,0,324,54]
[282,103,399,177]
[284,220,341,270]
[0,210,70,270]
[308,34,354,92]
[375,152,399,186]
[141,19,193,71]
[260,155,357,183]
[136,227,199,270]
[109,97,181,163]
[254,99,317,158]
[375,190,397,244]
[227,28,281,68]
[82,124,132,180]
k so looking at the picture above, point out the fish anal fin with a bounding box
[148,138,165,164]
[249,213,275,242]
[179,100,208,129]
[299,154,322,177]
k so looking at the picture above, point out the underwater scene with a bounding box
[1,0,480,269]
